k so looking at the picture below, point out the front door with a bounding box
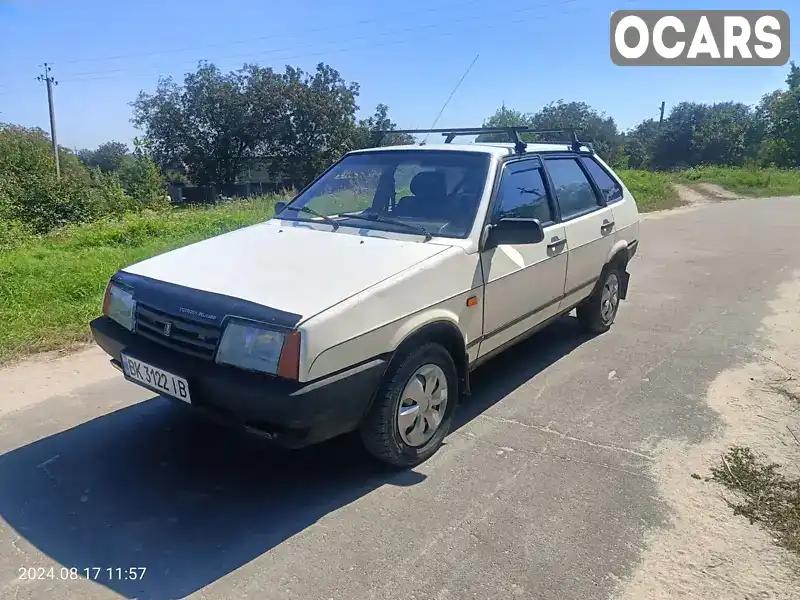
[478,158,568,359]
[542,155,617,309]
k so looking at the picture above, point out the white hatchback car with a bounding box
[91,127,640,467]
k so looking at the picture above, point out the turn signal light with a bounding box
[102,281,113,316]
[277,330,302,380]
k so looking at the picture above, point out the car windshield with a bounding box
[281,150,491,239]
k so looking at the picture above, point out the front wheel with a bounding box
[577,267,622,334]
[359,343,458,468]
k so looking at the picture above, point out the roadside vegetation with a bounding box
[676,166,800,198]
[617,170,681,212]
[0,197,282,363]
[709,446,800,558]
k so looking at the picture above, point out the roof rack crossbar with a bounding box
[374,127,591,153]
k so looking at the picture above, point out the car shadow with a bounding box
[0,316,591,600]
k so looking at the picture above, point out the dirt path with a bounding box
[673,182,742,206]
[0,346,115,416]
[614,272,800,599]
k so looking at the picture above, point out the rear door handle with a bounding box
[601,219,615,228]
[547,236,566,249]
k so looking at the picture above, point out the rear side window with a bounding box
[580,156,623,203]
[494,161,554,224]
[544,158,599,219]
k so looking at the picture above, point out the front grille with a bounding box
[134,303,221,360]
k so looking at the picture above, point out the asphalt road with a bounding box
[1,196,800,600]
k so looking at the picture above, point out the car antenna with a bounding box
[420,54,479,146]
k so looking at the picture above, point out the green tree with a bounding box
[479,101,622,158]
[785,60,800,91]
[622,119,660,169]
[77,141,130,172]
[353,103,415,148]
[760,89,800,167]
[530,101,622,159]
[476,105,534,142]
[650,102,708,169]
[692,103,758,166]
[278,63,360,185]
[131,61,286,185]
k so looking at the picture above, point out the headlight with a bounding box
[103,282,135,331]
[216,320,287,374]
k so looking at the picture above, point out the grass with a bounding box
[617,169,682,212]
[710,446,800,557]
[0,195,282,364]
[676,166,800,197]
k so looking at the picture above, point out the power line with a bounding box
[53,0,581,68]
[53,0,628,86]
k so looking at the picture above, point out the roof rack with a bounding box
[374,127,592,154]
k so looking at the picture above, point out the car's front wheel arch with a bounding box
[388,320,469,397]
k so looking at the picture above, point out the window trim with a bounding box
[579,155,624,205]
[486,155,558,228]
[541,153,606,222]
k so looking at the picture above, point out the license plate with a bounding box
[121,354,191,403]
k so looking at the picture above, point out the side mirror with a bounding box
[485,218,545,249]
[274,200,287,215]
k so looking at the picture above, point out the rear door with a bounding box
[542,155,616,310]
[478,157,567,359]
[579,155,637,244]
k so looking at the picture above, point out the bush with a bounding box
[0,218,31,251]
[0,124,168,234]
[617,169,681,212]
[118,154,170,209]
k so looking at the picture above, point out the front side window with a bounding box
[544,158,600,219]
[494,161,554,224]
[282,151,491,239]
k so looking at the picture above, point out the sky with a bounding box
[0,0,797,150]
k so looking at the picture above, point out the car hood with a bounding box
[122,220,450,320]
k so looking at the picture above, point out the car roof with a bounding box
[349,142,588,158]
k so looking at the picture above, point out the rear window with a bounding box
[580,156,623,203]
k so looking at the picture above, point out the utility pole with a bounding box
[37,63,60,181]
[658,101,666,127]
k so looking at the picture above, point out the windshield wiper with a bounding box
[339,212,432,241]
[280,205,339,230]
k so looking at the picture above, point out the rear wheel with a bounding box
[360,343,458,468]
[577,267,622,334]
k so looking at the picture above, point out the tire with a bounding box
[577,266,622,334]
[360,342,459,468]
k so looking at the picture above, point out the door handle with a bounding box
[547,236,566,249]
[601,219,615,228]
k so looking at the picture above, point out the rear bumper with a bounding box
[90,317,387,447]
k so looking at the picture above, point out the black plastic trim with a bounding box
[91,316,385,448]
[113,271,302,330]
[564,276,600,298]
[470,300,583,370]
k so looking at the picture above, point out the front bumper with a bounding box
[90,317,387,447]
